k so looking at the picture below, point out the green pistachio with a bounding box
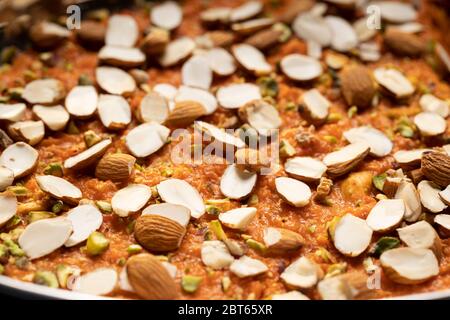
[117,257,127,266]
[347,106,358,118]
[43,163,64,177]
[257,77,279,98]
[370,237,400,257]
[323,135,338,144]
[205,198,229,205]
[33,271,59,288]
[181,275,202,293]
[86,231,110,256]
[83,130,102,147]
[1,46,16,64]
[247,194,259,206]
[327,112,343,123]
[15,256,29,269]
[28,211,55,223]
[372,173,387,192]
[205,205,221,215]
[127,244,143,255]
[4,239,25,257]
[246,239,267,255]
[5,215,21,229]
[325,263,347,278]
[66,120,80,134]
[0,265,4,274]
[314,247,334,263]
[56,264,77,288]
[7,185,28,196]
[78,74,93,86]
[96,200,112,213]
[284,102,297,111]
[51,200,64,214]
[209,220,227,241]
[0,244,9,264]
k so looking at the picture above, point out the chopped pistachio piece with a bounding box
[257,77,279,98]
[84,130,102,147]
[247,194,259,205]
[4,239,25,257]
[325,263,347,278]
[246,239,267,254]
[56,264,77,288]
[209,220,227,241]
[0,244,9,264]
[66,120,80,134]
[315,247,334,263]
[323,135,338,144]
[370,237,400,257]
[96,200,112,213]
[205,198,230,205]
[15,256,29,269]
[127,244,143,255]
[78,74,93,86]
[347,106,358,118]
[181,275,202,293]
[7,186,28,196]
[33,271,59,288]
[372,173,387,192]
[86,231,110,256]
[51,200,64,214]
[279,139,296,158]
[28,211,56,223]
[327,112,343,123]
[205,205,221,215]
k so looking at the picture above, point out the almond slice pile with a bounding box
[299,89,330,124]
[96,67,136,95]
[373,67,414,99]
[112,184,152,217]
[201,240,235,270]
[323,142,370,178]
[229,255,267,278]
[366,199,405,233]
[64,139,112,170]
[98,46,146,68]
[280,257,322,289]
[195,121,245,149]
[331,214,373,257]
[175,86,218,115]
[65,86,98,119]
[157,178,205,219]
[181,55,213,90]
[205,48,237,76]
[105,14,138,47]
[8,120,45,145]
[72,268,118,296]
[0,193,17,227]
[275,177,311,207]
[324,16,358,52]
[0,103,26,121]
[0,166,14,191]
[280,54,323,81]
[284,156,327,182]
[142,203,191,228]
[97,94,131,130]
[65,204,103,247]
[36,175,82,205]
[22,79,65,105]
[419,94,449,118]
[32,105,70,131]
[219,207,257,231]
[413,112,447,137]
[125,122,170,158]
[159,37,196,67]
[229,1,263,22]
[137,92,169,124]
[216,83,261,110]
[151,1,183,31]
[232,44,272,75]
[18,217,73,260]
[220,164,257,200]
[0,142,38,178]
[343,126,393,157]
[238,99,281,135]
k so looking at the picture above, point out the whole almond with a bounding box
[421,152,450,187]
[134,215,186,252]
[95,153,136,182]
[384,29,425,57]
[126,253,178,299]
[340,65,376,109]
[245,28,284,51]
[165,101,206,126]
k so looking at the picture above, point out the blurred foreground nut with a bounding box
[141,27,169,56]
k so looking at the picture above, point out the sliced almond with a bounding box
[126,253,178,299]
[421,152,450,188]
[220,164,257,200]
[105,14,138,47]
[366,199,405,233]
[280,257,322,289]
[238,99,281,135]
[275,177,311,207]
[434,214,450,237]
[232,44,272,75]
[159,37,195,67]
[0,193,17,227]
[353,17,377,42]
[231,18,273,35]
[324,16,358,52]
[65,86,98,119]
[8,120,45,145]
[439,185,450,206]
[284,157,327,182]
[181,55,213,90]
[384,29,425,57]
[140,27,170,56]
[280,54,323,82]
[96,67,136,95]
[18,217,73,260]
[0,103,26,122]
[97,94,131,130]
[175,85,217,115]
[323,142,370,178]
[72,268,118,296]
[32,105,69,131]
[22,78,65,105]
[165,100,206,126]
[134,214,185,252]
[65,204,103,247]
[229,1,263,22]
[374,1,417,24]
[0,166,14,191]
[157,178,205,219]
[393,149,431,171]
[417,180,447,213]
[373,67,414,99]
[263,227,304,254]
[98,46,146,68]
[36,175,82,204]
[0,142,38,178]
[29,21,69,48]
[413,112,446,137]
[125,122,170,158]
[111,184,151,217]
[200,7,231,26]
[195,121,245,149]
[150,1,183,31]
[64,139,112,170]
[137,92,169,124]
[318,272,368,300]
[395,181,422,222]
[201,240,235,270]
[343,126,393,157]
[154,83,178,102]
[292,13,331,46]
[419,94,449,118]
[229,255,268,278]
[398,220,442,259]
[219,207,257,231]
[142,203,191,228]
[380,247,438,285]
[306,40,322,59]
[245,25,285,51]
[340,65,376,109]
[95,153,136,183]
[216,83,261,110]
[299,89,330,124]
[272,291,310,300]
[204,48,236,76]
[332,214,373,257]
